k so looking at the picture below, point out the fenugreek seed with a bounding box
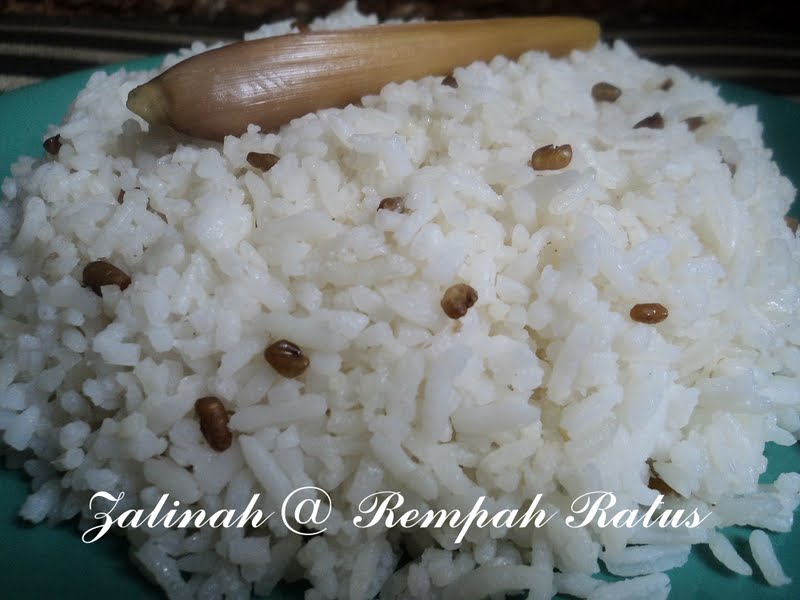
[529,144,572,171]
[648,474,675,496]
[786,216,798,234]
[195,396,232,452]
[378,197,405,212]
[633,112,664,130]
[442,74,458,88]
[591,82,621,102]
[82,260,131,297]
[291,20,310,33]
[246,152,280,171]
[630,303,668,324]
[265,339,310,378]
[683,116,706,132]
[660,78,674,91]
[441,283,478,319]
[43,134,62,155]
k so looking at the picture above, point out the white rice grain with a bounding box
[707,530,752,576]
[442,564,540,600]
[587,573,670,600]
[749,529,791,586]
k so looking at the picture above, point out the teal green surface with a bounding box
[0,61,798,600]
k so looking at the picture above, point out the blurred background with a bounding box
[0,0,797,99]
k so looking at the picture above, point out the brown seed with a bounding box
[785,216,798,234]
[441,283,478,319]
[630,303,668,324]
[118,186,141,204]
[265,339,310,378]
[660,78,674,91]
[43,134,62,155]
[82,260,131,297]
[442,74,458,88]
[648,474,675,496]
[291,20,311,33]
[246,152,280,172]
[529,144,573,171]
[633,113,664,130]
[591,82,621,103]
[195,396,232,452]
[683,116,705,131]
[377,197,405,213]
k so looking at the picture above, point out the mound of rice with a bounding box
[1,3,799,599]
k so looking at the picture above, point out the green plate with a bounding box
[0,59,798,600]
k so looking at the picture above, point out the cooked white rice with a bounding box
[1,2,799,599]
[707,530,752,576]
[749,529,791,587]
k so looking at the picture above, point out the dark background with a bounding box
[0,0,792,27]
[0,0,798,99]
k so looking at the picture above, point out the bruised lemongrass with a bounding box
[127,17,599,141]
